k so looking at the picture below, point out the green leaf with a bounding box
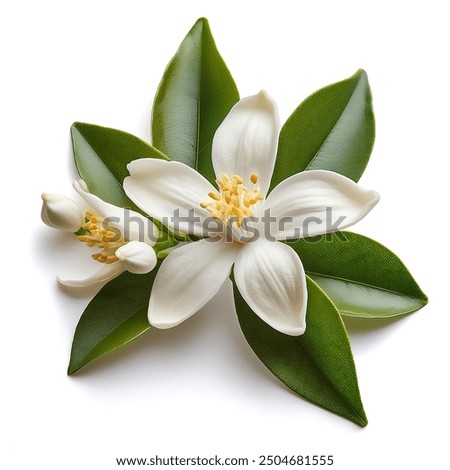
[152,17,239,184]
[271,69,374,190]
[71,122,167,209]
[68,267,160,375]
[289,232,428,318]
[234,277,367,426]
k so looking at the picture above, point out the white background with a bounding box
[1,1,449,469]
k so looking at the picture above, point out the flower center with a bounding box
[77,211,127,264]
[201,173,263,227]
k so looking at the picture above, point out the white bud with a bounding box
[41,193,84,232]
[115,241,157,274]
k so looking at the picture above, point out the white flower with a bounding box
[124,91,379,335]
[115,241,157,275]
[41,193,84,232]
[41,180,158,287]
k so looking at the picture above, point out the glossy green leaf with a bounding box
[68,267,160,375]
[152,17,239,184]
[271,70,374,190]
[289,232,427,318]
[234,277,367,426]
[71,122,167,209]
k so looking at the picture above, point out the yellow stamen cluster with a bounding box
[201,173,263,227]
[78,212,126,264]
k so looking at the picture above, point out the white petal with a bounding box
[124,159,216,237]
[148,239,238,329]
[58,262,124,287]
[41,193,84,232]
[115,241,157,274]
[234,239,307,336]
[264,170,380,240]
[212,90,280,197]
[73,180,158,246]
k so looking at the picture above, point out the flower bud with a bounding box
[115,241,157,274]
[41,193,84,232]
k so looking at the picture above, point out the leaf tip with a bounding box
[71,121,87,131]
[419,287,429,305]
[70,122,90,139]
[190,17,209,36]
[353,68,369,84]
[358,416,369,427]
[67,362,78,376]
[352,403,368,427]
[194,17,209,27]
[67,351,85,376]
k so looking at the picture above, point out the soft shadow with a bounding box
[32,226,74,259]
[342,313,415,354]
[218,280,283,388]
[69,280,281,391]
[32,227,103,299]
